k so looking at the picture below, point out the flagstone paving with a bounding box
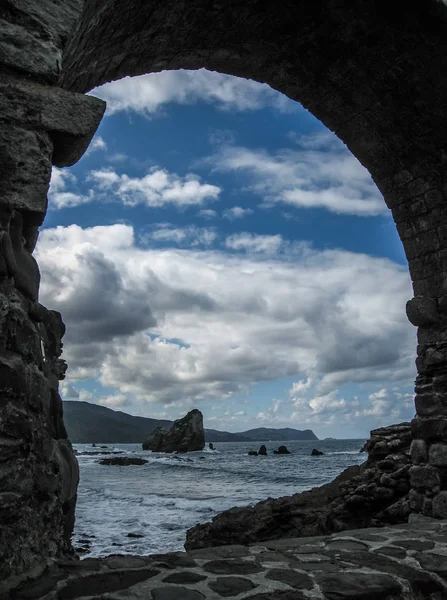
[7,516,447,599]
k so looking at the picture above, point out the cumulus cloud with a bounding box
[85,135,107,155]
[144,224,217,247]
[91,69,296,116]
[87,167,221,208]
[223,206,254,220]
[36,224,415,413]
[225,233,283,254]
[205,133,385,216]
[48,168,92,209]
[283,381,415,430]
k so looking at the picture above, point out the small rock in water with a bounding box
[99,457,148,466]
[311,448,325,456]
[258,445,267,456]
[209,442,215,450]
[127,532,145,538]
[248,451,258,456]
[274,445,290,455]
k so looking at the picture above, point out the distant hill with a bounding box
[62,401,317,444]
[236,427,318,441]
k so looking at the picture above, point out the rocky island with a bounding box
[142,409,205,453]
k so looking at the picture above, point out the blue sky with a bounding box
[37,69,416,439]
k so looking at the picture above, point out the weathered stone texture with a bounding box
[0,0,83,82]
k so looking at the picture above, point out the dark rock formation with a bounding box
[311,449,325,456]
[258,445,267,456]
[100,457,148,466]
[248,451,258,456]
[185,423,412,550]
[142,409,205,453]
[209,442,214,450]
[274,446,291,455]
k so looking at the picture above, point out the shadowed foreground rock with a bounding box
[186,423,412,550]
[6,519,447,600]
[142,409,205,453]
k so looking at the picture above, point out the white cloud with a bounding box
[60,381,79,399]
[198,209,218,220]
[146,225,217,247]
[205,133,385,217]
[36,224,415,415]
[48,168,92,209]
[86,135,107,155]
[223,206,254,220]
[225,233,283,254]
[87,167,221,208]
[99,394,129,408]
[92,69,296,116]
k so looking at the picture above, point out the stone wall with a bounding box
[2,0,447,588]
[0,0,104,589]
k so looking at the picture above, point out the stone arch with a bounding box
[2,0,447,588]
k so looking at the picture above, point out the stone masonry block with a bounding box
[409,465,440,490]
[432,491,447,518]
[0,0,83,82]
[406,296,439,327]
[0,77,106,167]
[411,439,428,465]
[415,393,447,417]
[412,416,447,440]
[429,443,447,467]
[0,125,52,218]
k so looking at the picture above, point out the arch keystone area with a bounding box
[1,0,447,588]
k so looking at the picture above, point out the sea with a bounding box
[72,439,366,557]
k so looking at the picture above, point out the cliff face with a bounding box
[142,409,205,453]
[185,423,412,550]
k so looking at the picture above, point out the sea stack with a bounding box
[142,409,205,453]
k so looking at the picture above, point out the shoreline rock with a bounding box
[274,445,290,454]
[185,422,412,550]
[142,409,205,453]
[311,448,324,456]
[99,457,148,466]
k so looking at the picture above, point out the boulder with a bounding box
[99,457,148,466]
[209,442,215,450]
[185,422,412,550]
[274,445,290,454]
[248,451,258,456]
[311,448,324,456]
[258,445,267,456]
[142,409,205,453]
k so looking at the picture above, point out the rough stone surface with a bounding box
[406,296,440,326]
[432,491,447,518]
[0,281,78,588]
[208,576,256,597]
[142,409,205,453]
[6,521,447,599]
[186,423,412,549]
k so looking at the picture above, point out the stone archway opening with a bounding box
[43,66,417,557]
[2,0,447,589]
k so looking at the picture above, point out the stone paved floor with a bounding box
[7,516,447,600]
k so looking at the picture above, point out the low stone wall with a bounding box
[6,517,447,599]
